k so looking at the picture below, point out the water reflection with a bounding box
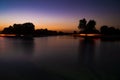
[97,39,120,79]
[79,38,95,67]
[0,38,37,79]
[0,38,35,60]
[78,37,120,80]
[78,38,102,80]
[0,36,120,79]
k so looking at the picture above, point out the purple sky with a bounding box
[0,0,120,32]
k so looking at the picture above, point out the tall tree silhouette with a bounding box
[86,20,96,31]
[78,18,87,31]
[78,18,99,34]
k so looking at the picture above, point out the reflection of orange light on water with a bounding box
[80,34,101,36]
[0,34,16,37]
[87,34,96,36]
[79,34,86,36]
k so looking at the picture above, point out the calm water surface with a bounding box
[0,36,120,80]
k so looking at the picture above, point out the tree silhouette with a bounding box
[100,25,120,35]
[22,23,35,35]
[78,18,87,31]
[12,23,35,36]
[2,26,14,34]
[78,18,99,34]
[13,24,23,35]
[86,20,96,31]
[100,25,109,34]
[108,27,116,35]
[2,22,35,36]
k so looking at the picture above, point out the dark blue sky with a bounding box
[0,0,120,32]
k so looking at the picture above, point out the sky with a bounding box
[0,0,120,32]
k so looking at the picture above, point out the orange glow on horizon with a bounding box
[0,12,101,32]
[0,23,78,32]
[0,19,79,32]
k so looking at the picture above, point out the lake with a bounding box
[0,36,120,80]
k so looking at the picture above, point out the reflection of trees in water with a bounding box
[79,38,95,67]
[12,38,35,57]
[78,38,102,79]
[21,39,34,55]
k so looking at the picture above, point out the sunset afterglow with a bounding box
[0,0,120,32]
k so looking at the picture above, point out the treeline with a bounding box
[100,26,120,35]
[2,23,35,36]
[1,22,67,37]
[34,29,66,37]
[2,19,120,37]
[78,18,120,35]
